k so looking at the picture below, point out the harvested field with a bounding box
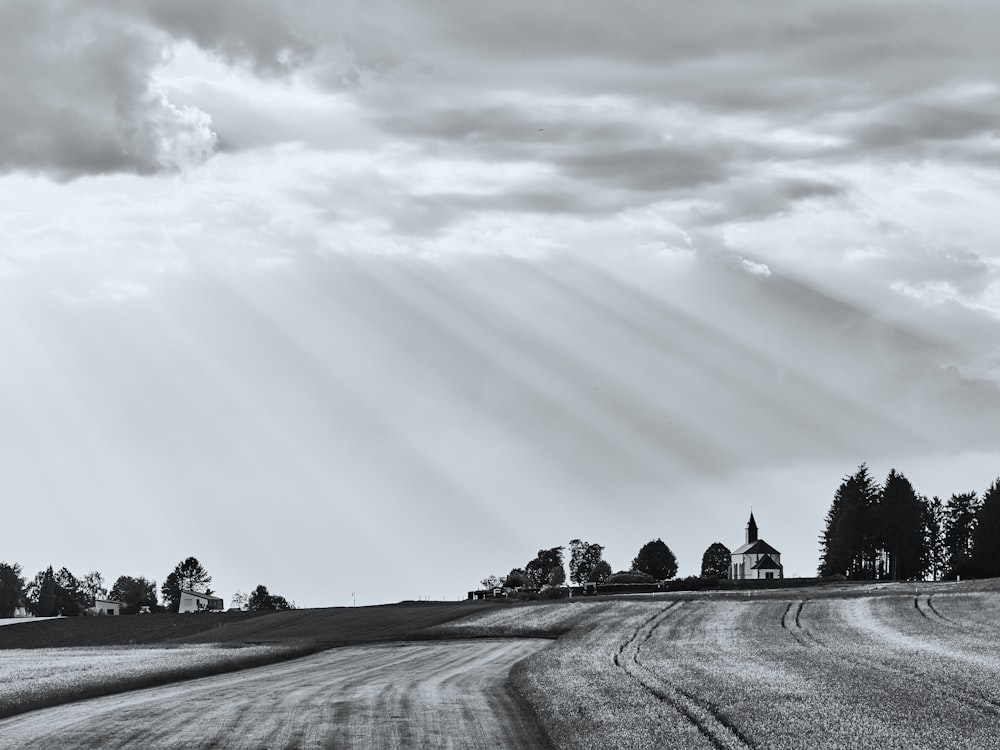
[480,583,1000,749]
[7,582,1000,748]
[0,643,312,720]
[0,639,553,750]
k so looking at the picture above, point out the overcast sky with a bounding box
[2,1,999,607]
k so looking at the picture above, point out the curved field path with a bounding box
[0,639,553,749]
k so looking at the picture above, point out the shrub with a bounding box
[607,571,654,585]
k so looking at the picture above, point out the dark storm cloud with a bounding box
[293,1,992,239]
[144,0,314,75]
[699,178,847,225]
[840,92,1000,165]
[0,0,310,178]
[0,1,215,178]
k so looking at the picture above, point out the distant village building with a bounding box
[731,512,784,580]
[179,590,224,613]
[91,599,122,616]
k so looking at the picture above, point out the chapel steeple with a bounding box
[746,512,758,544]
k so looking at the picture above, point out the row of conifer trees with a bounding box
[818,464,1000,581]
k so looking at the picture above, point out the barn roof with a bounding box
[180,589,223,602]
[751,554,783,570]
[731,539,781,556]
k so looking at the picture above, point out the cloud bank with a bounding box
[2,1,999,604]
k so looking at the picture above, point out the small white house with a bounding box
[91,599,122,616]
[179,589,224,613]
[731,512,784,580]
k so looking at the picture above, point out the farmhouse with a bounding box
[179,589,224,613]
[731,512,784,580]
[91,599,122,616]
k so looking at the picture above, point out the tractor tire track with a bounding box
[809,598,1000,719]
[614,603,756,750]
[780,600,822,647]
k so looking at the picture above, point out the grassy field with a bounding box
[0,600,497,649]
[5,582,1000,748]
[0,640,553,750]
[438,580,1000,750]
[0,600,502,720]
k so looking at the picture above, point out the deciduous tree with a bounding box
[503,568,526,589]
[525,547,565,588]
[247,584,293,611]
[479,575,504,590]
[109,576,158,614]
[0,562,25,618]
[589,560,612,583]
[161,557,213,613]
[81,571,107,604]
[700,542,731,579]
[568,539,608,585]
[631,539,678,581]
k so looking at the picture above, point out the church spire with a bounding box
[746,512,758,544]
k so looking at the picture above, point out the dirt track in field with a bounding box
[0,639,553,749]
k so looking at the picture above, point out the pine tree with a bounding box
[877,469,925,580]
[921,496,947,581]
[819,464,879,578]
[944,492,980,579]
[969,479,1000,578]
[38,566,57,617]
[161,557,213,613]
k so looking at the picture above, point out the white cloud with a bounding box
[4,0,1000,605]
[741,259,772,277]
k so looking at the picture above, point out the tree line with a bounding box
[0,555,294,618]
[819,464,1000,581]
[480,536,735,593]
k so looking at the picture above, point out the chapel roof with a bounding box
[731,539,781,556]
[750,553,783,570]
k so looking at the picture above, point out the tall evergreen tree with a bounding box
[969,479,1000,578]
[819,464,879,578]
[921,496,947,581]
[944,491,980,579]
[53,567,90,616]
[877,469,925,580]
[0,562,25,618]
[38,566,57,617]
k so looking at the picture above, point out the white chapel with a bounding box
[731,512,784,580]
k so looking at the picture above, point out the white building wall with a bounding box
[179,593,205,613]
[730,553,783,580]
